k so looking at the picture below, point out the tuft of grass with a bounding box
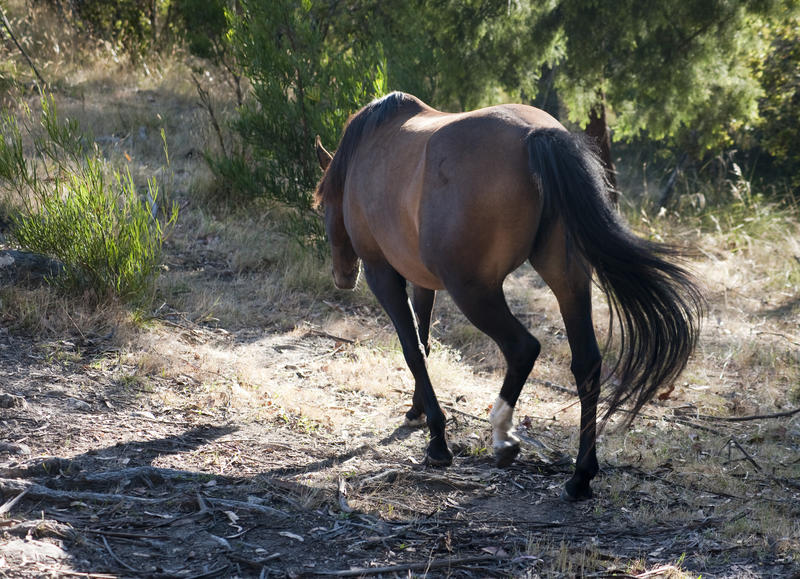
[0,95,178,304]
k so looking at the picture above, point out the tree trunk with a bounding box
[585,99,618,204]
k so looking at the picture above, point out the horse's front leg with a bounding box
[446,283,540,468]
[405,285,436,427]
[363,263,452,465]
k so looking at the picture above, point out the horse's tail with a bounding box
[526,128,705,423]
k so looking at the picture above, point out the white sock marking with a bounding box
[489,397,519,450]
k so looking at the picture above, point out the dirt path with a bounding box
[2,320,798,578]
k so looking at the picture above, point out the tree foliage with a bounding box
[215,0,800,219]
[226,0,386,217]
[536,0,792,153]
[756,14,800,186]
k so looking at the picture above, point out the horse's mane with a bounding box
[314,92,422,208]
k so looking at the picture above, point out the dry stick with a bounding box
[0,487,28,515]
[101,535,141,574]
[0,6,46,92]
[183,564,232,579]
[203,497,291,518]
[700,406,800,422]
[725,438,763,472]
[312,555,501,577]
[54,573,118,579]
[191,73,227,157]
[0,478,177,505]
[441,404,490,424]
[227,552,282,569]
[756,330,800,348]
[0,478,293,517]
[84,529,170,540]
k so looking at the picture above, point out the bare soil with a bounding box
[1,305,799,578]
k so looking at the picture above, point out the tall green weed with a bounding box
[0,96,178,304]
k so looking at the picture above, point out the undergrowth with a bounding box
[0,95,177,304]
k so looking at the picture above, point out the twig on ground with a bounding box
[0,487,28,515]
[636,565,685,578]
[756,330,800,348]
[533,379,575,396]
[85,529,170,540]
[102,535,141,574]
[303,326,356,344]
[54,573,118,579]
[0,478,182,506]
[227,552,281,568]
[723,438,763,472]
[182,563,232,579]
[311,555,502,577]
[442,404,490,424]
[358,469,399,488]
[203,497,291,518]
[700,406,800,422]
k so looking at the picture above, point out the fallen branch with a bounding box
[699,406,800,423]
[183,563,231,579]
[756,330,800,348]
[84,529,170,540]
[50,465,204,489]
[53,573,118,579]
[442,404,490,424]
[204,497,291,518]
[357,469,399,488]
[311,555,501,577]
[227,552,282,569]
[2,464,222,489]
[0,478,181,506]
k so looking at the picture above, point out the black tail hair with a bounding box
[527,128,705,423]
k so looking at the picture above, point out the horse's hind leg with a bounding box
[362,262,452,465]
[534,257,601,501]
[446,283,540,467]
[406,285,436,427]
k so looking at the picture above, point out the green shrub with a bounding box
[0,95,177,304]
[223,0,386,242]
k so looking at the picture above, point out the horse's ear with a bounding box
[315,136,333,171]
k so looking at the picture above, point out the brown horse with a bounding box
[314,92,703,500]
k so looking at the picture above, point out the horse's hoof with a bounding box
[404,411,426,428]
[425,446,454,467]
[494,441,520,468]
[561,482,593,502]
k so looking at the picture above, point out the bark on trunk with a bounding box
[585,101,618,205]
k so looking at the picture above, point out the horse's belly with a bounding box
[381,236,445,290]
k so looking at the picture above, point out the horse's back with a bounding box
[345,101,566,289]
[415,105,564,286]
